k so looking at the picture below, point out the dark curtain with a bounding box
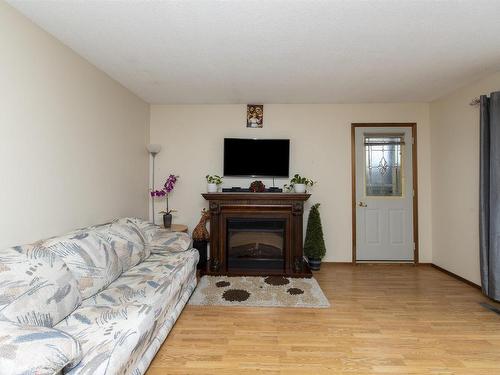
[480,92,500,301]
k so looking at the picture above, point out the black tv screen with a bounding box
[224,138,290,177]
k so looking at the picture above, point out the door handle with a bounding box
[358,201,368,208]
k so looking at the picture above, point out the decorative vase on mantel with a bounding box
[294,183,306,193]
[284,174,315,194]
[207,183,218,193]
[163,213,173,229]
[206,175,223,193]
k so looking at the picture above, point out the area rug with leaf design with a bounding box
[188,275,330,308]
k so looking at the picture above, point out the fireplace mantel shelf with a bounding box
[202,192,311,201]
[202,192,312,278]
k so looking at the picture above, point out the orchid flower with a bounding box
[150,174,179,215]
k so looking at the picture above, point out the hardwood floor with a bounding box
[147,264,500,375]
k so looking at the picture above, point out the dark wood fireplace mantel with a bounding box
[202,192,312,277]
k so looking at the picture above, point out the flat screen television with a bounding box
[224,138,290,177]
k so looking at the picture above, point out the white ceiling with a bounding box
[7,0,500,104]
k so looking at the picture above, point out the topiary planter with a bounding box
[303,203,326,270]
[308,257,322,271]
[294,183,306,193]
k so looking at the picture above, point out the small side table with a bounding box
[165,224,188,233]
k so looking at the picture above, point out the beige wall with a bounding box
[430,71,500,284]
[150,104,432,262]
[0,2,150,249]
[13,0,495,275]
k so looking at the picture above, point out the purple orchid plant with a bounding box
[150,174,179,215]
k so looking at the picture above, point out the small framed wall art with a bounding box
[247,104,263,128]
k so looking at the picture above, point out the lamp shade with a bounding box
[146,144,162,154]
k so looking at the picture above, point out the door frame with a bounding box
[351,123,419,264]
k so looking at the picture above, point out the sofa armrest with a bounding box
[114,217,193,253]
[0,320,82,375]
[147,231,193,254]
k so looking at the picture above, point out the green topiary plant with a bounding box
[303,203,326,270]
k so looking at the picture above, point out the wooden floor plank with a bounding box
[147,264,500,374]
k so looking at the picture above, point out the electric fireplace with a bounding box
[202,192,312,277]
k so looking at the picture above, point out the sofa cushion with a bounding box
[58,250,199,374]
[95,220,149,272]
[0,244,82,327]
[0,320,82,374]
[82,250,199,307]
[56,303,157,374]
[43,231,122,300]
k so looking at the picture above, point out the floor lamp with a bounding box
[147,144,162,224]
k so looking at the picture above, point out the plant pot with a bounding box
[294,183,306,193]
[307,257,321,271]
[163,213,172,229]
[207,183,218,193]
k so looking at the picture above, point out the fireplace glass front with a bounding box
[227,218,285,271]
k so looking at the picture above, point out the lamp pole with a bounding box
[147,144,162,224]
[151,152,157,224]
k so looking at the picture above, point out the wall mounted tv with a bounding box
[223,138,290,177]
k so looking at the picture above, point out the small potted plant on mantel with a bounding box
[284,174,315,193]
[304,203,326,271]
[151,174,178,228]
[206,174,223,193]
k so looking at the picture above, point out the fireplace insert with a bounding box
[227,218,286,271]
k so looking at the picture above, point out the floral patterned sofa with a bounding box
[0,217,199,375]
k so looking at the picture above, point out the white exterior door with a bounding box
[354,127,414,261]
